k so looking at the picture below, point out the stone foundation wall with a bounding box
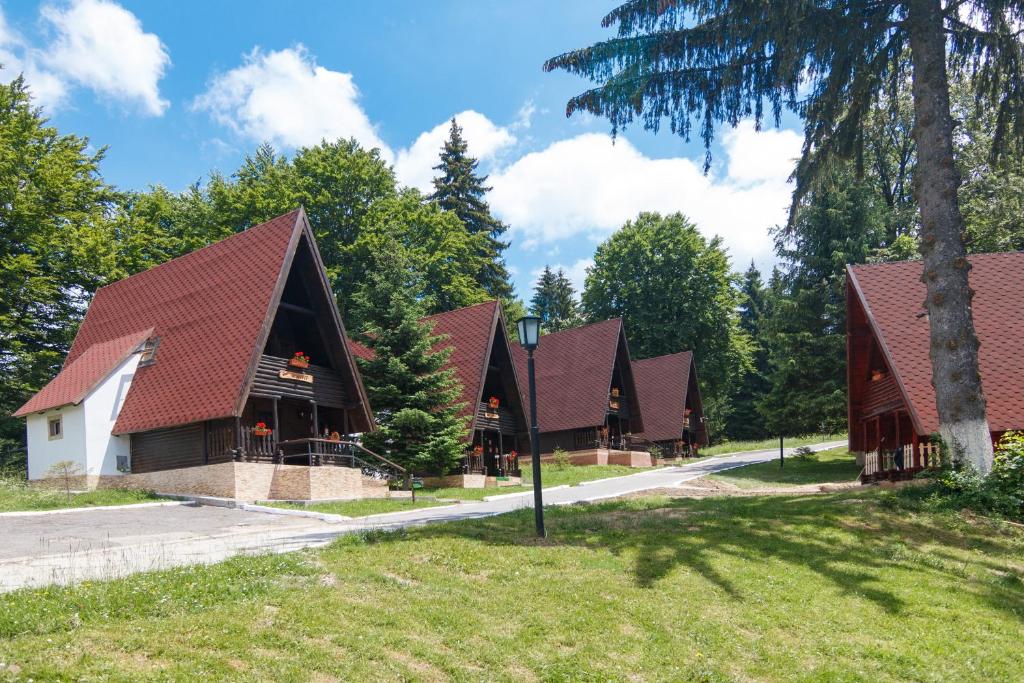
[95,462,387,501]
[606,450,654,467]
[423,473,487,489]
[520,449,652,468]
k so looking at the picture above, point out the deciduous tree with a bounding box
[0,76,119,452]
[581,212,750,433]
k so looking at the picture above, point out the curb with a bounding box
[0,500,192,517]
[359,503,464,520]
[239,503,352,523]
[481,484,569,502]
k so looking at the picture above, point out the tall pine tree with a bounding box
[351,247,468,474]
[530,266,581,333]
[544,0,1024,472]
[759,174,886,436]
[429,118,513,300]
[725,263,772,440]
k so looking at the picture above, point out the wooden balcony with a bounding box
[251,354,347,408]
[475,402,517,434]
[607,393,630,417]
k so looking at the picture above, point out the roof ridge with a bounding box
[96,209,303,295]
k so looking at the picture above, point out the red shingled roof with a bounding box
[349,301,526,437]
[348,337,374,361]
[512,318,641,433]
[14,328,152,416]
[423,301,501,427]
[848,252,1024,435]
[632,351,700,443]
[16,209,373,435]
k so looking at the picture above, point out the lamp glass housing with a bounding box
[516,316,541,349]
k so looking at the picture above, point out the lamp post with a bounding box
[516,315,545,538]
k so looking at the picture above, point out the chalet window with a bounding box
[48,415,63,440]
[139,337,161,366]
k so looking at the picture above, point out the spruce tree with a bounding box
[530,266,582,333]
[759,174,886,436]
[726,263,772,440]
[545,0,1024,472]
[351,246,467,475]
[429,118,514,299]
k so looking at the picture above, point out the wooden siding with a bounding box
[205,418,237,464]
[607,394,631,418]
[862,374,904,418]
[474,402,518,434]
[131,423,204,473]
[251,355,347,408]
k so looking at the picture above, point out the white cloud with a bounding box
[724,120,802,185]
[393,110,516,192]
[489,122,802,268]
[41,0,170,115]
[513,100,535,130]
[0,1,168,114]
[0,6,67,110]
[194,45,388,155]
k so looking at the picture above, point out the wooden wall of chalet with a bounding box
[251,355,347,407]
[131,424,205,473]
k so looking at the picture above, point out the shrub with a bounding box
[648,444,664,461]
[792,446,818,462]
[552,448,571,470]
[905,432,1024,520]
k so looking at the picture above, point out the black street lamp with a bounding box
[516,315,545,538]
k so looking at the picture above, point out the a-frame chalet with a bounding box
[15,209,383,500]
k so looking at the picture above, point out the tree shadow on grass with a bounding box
[366,492,1024,621]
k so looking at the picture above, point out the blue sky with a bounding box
[0,0,804,299]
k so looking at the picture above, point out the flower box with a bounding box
[289,351,311,369]
[488,396,500,409]
[253,422,272,438]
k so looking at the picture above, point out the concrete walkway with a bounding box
[0,441,844,592]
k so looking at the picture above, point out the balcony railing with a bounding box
[861,441,942,483]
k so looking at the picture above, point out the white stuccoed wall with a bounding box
[26,406,86,480]
[83,353,140,476]
[26,352,140,481]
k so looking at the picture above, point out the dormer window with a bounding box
[139,337,160,366]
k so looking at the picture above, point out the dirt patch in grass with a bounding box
[621,477,861,501]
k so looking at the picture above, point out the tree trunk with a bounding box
[906,0,993,474]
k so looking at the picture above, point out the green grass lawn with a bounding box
[709,447,863,488]
[0,475,161,513]
[2,489,1021,681]
[701,432,847,456]
[269,497,449,517]
[421,463,647,500]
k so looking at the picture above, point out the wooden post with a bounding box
[894,412,902,469]
[235,416,242,461]
[272,398,280,463]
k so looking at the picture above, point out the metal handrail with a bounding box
[277,438,406,474]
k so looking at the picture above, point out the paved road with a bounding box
[0,441,844,592]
